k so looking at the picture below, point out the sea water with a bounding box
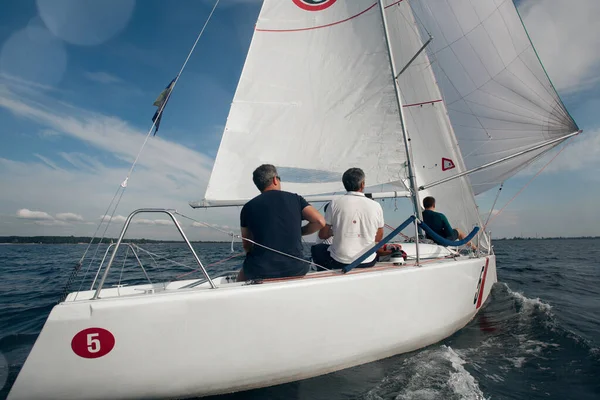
[1,239,599,399]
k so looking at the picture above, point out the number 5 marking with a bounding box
[87,333,101,353]
[72,328,115,359]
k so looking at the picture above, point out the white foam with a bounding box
[505,356,526,368]
[501,283,553,313]
[396,388,439,400]
[444,347,488,400]
[363,345,488,400]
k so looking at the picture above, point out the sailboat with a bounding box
[8,0,579,399]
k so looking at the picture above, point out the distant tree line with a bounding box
[0,236,233,244]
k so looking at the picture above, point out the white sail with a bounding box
[383,0,485,245]
[203,1,409,205]
[408,0,579,195]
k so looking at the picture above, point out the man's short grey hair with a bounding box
[253,164,278,192]
[342,168,365,192]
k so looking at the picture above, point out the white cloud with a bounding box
[541,129,600,173]
[55,212,84,222]
[35,219,69,227]
[59,152,102,171]
[0,72,60,92]
[83,71,122,84]
[34,153,62,170]
[0,85,214,185]
[518,129,600,176]
[100,215,127,223]
[520,0,600,93]
[133,218,172,226]
[16,208,53,220]
[0,85,242,239]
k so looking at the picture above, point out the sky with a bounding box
[0,0,598,241]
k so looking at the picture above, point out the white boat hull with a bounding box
[8,253,496,400]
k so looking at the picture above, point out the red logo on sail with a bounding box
[442,158,455,171]
[292,0,337,11]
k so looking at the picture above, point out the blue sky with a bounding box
[0,0,599,240]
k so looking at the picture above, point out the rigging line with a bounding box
[132,244,194,270]
[124,0,221,182]
[484,138,573,229]
[68,184,123,300]
[174,211,328,270]
[140,246,172,285]
[242,236,329,270]
[77,185,122,264]
[175,212,235,237]
[117,246,130,296]
[460,16,571,127]
[73,1,220,298]
[494,5,570,118]
[76,186,126,297]
[512,2,578,128]
[175,252,246,280]
[484,183,503,228]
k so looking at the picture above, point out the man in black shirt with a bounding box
[238,164,325,281]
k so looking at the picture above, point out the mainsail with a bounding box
[202,2,410,206]
[200,0,578,242]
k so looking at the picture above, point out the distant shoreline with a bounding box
[0,235,597,245]
[0,236,240,245]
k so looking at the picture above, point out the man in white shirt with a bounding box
[318,168,384,269]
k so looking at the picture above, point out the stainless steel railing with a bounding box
[92,209,216,300]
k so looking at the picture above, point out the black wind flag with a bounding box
[152,78,176,136]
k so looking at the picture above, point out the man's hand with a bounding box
[319,224,333,240]
[301,205,326,236]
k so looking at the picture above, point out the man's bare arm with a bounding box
[319,224,333,240]
[375,227,384,243]
[241,227,253,253]
[301,205,326,236]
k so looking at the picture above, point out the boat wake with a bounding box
[356,282,599,400]
[362,345,486,400]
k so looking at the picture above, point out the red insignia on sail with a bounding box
[292,0,337,11]
[442,158,455,171]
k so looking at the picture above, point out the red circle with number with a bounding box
[71,328,115,359]
[292,0,337,12]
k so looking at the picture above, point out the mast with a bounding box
[378,0,422,262]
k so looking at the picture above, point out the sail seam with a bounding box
[256,3,377,33]
[384,0,405,9]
